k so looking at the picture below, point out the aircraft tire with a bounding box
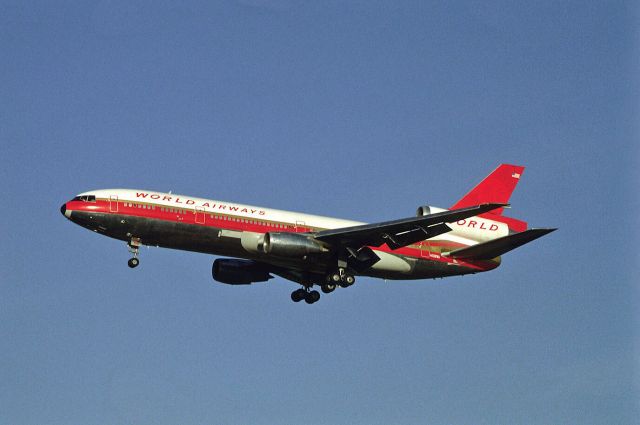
[305,290,320,304]
[321,284,336,294]
[339,276,354,288]
[128,258,139,268]
[291,289,306,303]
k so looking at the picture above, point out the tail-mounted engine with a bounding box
[416,205,448,216]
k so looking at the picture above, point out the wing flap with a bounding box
[447,228,557,260]
[383,222,452,250]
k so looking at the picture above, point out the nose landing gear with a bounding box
[127,238,141,268]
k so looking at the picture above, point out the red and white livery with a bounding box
[60,164,555,304]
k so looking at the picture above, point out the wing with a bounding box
[314,203,508,250]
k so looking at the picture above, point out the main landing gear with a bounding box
[290,268,356,304]
[127,238,141,268]
[327,267,355,288]
[291,287,320,304]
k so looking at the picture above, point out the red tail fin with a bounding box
[451,164,525,216]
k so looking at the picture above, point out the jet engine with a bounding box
[212,259,272,285]
[416,205,448,216]
[261,232,328,257]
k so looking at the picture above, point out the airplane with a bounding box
[60,164,555,304]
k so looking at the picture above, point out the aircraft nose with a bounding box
[60,203,67,217]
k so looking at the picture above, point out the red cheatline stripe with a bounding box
[67,199,495,271]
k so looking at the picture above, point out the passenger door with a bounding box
[109,195,119,213]
[195,206,206,224]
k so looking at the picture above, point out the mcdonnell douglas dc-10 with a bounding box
[60,164,555,304]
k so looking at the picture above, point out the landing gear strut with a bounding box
[329,267,355,288]
[291,287,320,304]
[127,238,141,268]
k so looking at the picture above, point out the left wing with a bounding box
[314,203,507,250]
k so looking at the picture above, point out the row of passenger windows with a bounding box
[123,202,190,214]
[124,202,157,211]
[160,207,185,214]
[122,201,292,229]
[208,214,290,229]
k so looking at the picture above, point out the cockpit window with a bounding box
[73,195,96,202]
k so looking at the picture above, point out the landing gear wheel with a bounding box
[321,284,336,294]
[127,238,141,269]
[304,290,320,304]
[339,274,355,288]
[330,273,341,284]
[291,288,306,303]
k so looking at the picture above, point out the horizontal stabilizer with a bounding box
[448,228,557,260]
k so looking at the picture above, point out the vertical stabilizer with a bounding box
[451,164,525,216]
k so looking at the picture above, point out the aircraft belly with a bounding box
[370,250,411,273]
[69,211,331,273]
[70,211,481,280]
[364,250,478,280]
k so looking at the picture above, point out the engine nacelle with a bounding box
[416,205,448,216]
[261,232,328,257]
[212,259,272,285]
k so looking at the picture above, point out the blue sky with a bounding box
[1,1,638,424]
